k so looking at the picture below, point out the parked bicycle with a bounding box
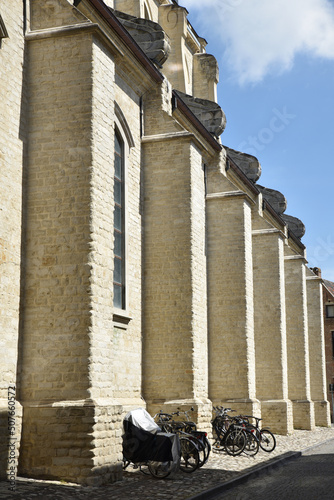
[211,407,247,456]
[238,415,276,452]
[212,406,276,457]
[154,409,210,472]
[174,407,211,466]
[227,414,260,456]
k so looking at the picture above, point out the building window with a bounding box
[113,130,125,309]
[326,304,334,318]
[332,332,334,358]
[0,14,9,40]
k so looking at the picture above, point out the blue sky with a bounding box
[181,0,334,280]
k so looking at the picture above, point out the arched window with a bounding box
[113,130,125,309]
[113,103,134,317]
[0,13,8,40]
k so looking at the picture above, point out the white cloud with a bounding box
[181,0,334,84]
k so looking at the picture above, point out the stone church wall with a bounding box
[0,0,331,486]
[0,0,26,479]
[18,29,99,483]
[14,0,150,483]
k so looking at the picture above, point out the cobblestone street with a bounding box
[216,433,334,500]
[1,426,333,500]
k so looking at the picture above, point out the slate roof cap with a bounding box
[172,91,222,152]
[82,0,164,82]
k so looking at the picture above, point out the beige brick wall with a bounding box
[0,0,25,477]
[284,254,314,430]
[89,34,144,405]
[18,403,123,485]
[142,78,176,137]
[307,272,331,426]
[207,193,257,405]
[114,0,160,20]
[252,228,293,433]
[30,0,88,31]
[17,30,94,481]
[193,53,219,102]
[0,1,25,394]
[114,0,139,17]
[158,4,189,94]
[19,31,93,403]
[142,136,209,405]
[88,37,116,401]
[17,16,147,479]
[190,144,209,399]
[285,256,310,401]
[253,231,288,400]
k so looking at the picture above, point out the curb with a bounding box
[185,451,301,500]
[186,436,334,500]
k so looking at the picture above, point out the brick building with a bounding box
[322,276,334,420]
[0,0,331,486]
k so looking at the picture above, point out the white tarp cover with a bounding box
[124,408,161,434]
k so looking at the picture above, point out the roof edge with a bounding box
[323,279,334,298]
[80,0,164,83]
[172,90,222,152]
[226,154,260,197]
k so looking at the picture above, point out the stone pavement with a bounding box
[213,435,334,500]
[1,426,333,500]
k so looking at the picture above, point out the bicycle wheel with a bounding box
[179,437,200,473]
[203,435,211,463]
[213,417,230,439]
[224,427,246,456]
[148,461,173,478]
[259,429,276,452]
[190,432,210,466]
[243,429,259,456]
[185,436,205,467]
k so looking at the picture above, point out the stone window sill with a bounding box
[113,309,132,330]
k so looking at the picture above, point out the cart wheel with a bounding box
[123,459,130,470]
[148,461,173,478]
